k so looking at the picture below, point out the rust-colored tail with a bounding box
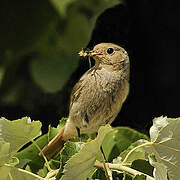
[39,126,65,160]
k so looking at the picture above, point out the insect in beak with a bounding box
[78,49,103,68]
[78,49,103,57]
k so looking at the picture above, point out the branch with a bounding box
[94,161,155,180]
[102,161,113,180]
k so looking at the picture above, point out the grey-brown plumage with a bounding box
[39,43,130,159]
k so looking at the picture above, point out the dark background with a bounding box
[0,0,180,135]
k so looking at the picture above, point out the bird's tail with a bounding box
[39,126,65,160]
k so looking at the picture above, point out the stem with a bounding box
[102,160,110,180]
[102,160,113,180]
[106,164,113,180]
[8,173,13,180]
[31,138,52,172]
[18,168,45,180]
[123,141,153,164]
[109,163,155,180]
[5,164,45,180]
[94,161,155,180]
[45,169,59,179]
[100,147,112,180]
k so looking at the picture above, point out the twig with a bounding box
[94,161,155,180]
[5,164,45,180]
[122,141,153,164]
[45,169,59,179]
[104,163,113,180]
[30,138,52,172]
[8,173,13,180]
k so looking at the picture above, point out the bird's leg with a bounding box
[76,127,81,142]
[100,146,108,162]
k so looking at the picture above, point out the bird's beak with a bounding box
[88,50,103,57]
[78,49,103,59]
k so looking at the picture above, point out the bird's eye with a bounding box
[107,48,114,54]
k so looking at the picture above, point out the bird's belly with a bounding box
[69,80,129,134]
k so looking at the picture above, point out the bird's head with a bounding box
[88,43,129,71]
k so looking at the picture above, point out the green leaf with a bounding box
[91,168,106,180]
[0,117,41,155]
[30,0,121,93]
[152,163,168,180]
[120,139,148,166]
[148,116,180,180]
[16,118,66,173]
[15,133,47,173]
[133,174,146,180]
[131,160,153,177]
[149,156,168,180]
[56,118,67,129]
[60,141,85,167]
[0,162,43,180]
[30,54,79,93]
[61,125,113,180]
[0,67,5,86]
[102,127,149,161]
[48,118,67,142]
[51,0,121,20]
[37,166,48,178]
[15,159,31,169]
[0,141,10,166]
[51,0,121,50]
[50,0,76,17]
[7,156,19,167]
[149,116,168,142]
[0,1,58,60]
[0,165,11,180]
[16,134,45,172]
[7,166,41,180]
[56,141,85,179]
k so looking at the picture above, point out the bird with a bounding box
[39,43,130,159]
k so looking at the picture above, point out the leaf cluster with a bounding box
[1,116,180,180]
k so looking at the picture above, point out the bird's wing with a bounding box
[69,79,84,110]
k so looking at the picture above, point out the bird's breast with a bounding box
[69,67,129,134]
